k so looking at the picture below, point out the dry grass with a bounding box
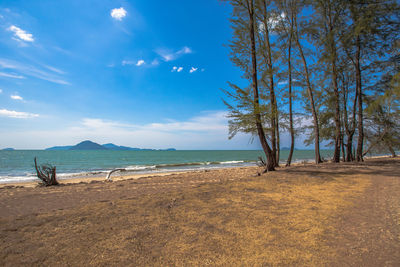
[0,165,374,266]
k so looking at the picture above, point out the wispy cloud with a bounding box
[151,59,159,66]
[0,89,3,93]
[0,72,25,79]
[0,108,39,119]
[7,25,34,42]
[177,67,183,72]
[189,67,198,73]
[0,58,69,85]
[111,7,127,21]
[43,65,66,75]
[122,60,145,67]
[136,60,145,66]
[156,46,192,62]
[10,94,23,101]
[122,60,134,66]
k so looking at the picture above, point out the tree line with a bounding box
[223,0,400,172]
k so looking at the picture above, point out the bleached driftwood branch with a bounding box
[105,168,126,181]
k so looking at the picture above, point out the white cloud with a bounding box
[156,46,192,62]
[10,94,23,101]
[7,25,34,42]
[0,109,39,119]
[111,7,127,21]
[189,67,198,73]
[136,60,145,66]
[171,66,184,72]
[0,58,69,85]
[258,12,286,33]
[0,89,2,93]
[278,80,288,85]
[0,72,25,79]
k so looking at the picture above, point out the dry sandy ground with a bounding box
[0,157,399,266]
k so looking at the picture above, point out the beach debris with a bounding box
[34,157,59,186]
[105,168,126,181]
[257,156,267,167]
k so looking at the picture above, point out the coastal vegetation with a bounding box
[223,0,400,171]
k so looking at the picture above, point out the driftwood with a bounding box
[105,168,126,181]
[257,156,267,167]
[34,157,58,186]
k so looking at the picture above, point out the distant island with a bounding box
[46,140,176,151]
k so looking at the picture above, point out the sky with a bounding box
[0,0,309,150]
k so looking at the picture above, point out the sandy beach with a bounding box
[0,157,399,266]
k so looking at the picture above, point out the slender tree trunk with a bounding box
[286,12,295,167]
[342,70,357,162]
[387,144,396,158]
[326,4,341,163]
[346,135,355,161]
[294,21,322,164]
[355,37,364,162]
[341,132,345,162]
[331,52,341,163]
[261,0,278,167]
[276,115,280,165]
[247,0,275,171]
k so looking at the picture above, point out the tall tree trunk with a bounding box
[331,50,341,163]
[261,0,278,167]
[247,0,275,171]
[355,37,364,162]
[294,20,322,164]
[326,3,341,163]
[286,11,295,167]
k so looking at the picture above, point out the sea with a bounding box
[0,149,340,184]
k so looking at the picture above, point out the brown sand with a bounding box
[0,157,399,266]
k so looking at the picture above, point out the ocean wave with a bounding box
[219,160,245,164]
[125,165,157,171]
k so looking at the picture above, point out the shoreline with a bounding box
[0,154,394,189]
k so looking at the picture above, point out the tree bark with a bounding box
[261,0,278,167]
[325,1,341,163]
[286,10,295,167]
[355,36,364,162]
[294,17,322,164]
[247,0,275,171]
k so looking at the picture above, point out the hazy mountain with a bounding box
[45,141,176,151]
[69,140,107,150]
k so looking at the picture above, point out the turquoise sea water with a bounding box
[0,150,336,183]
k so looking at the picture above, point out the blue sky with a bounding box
[0,0,308,150]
